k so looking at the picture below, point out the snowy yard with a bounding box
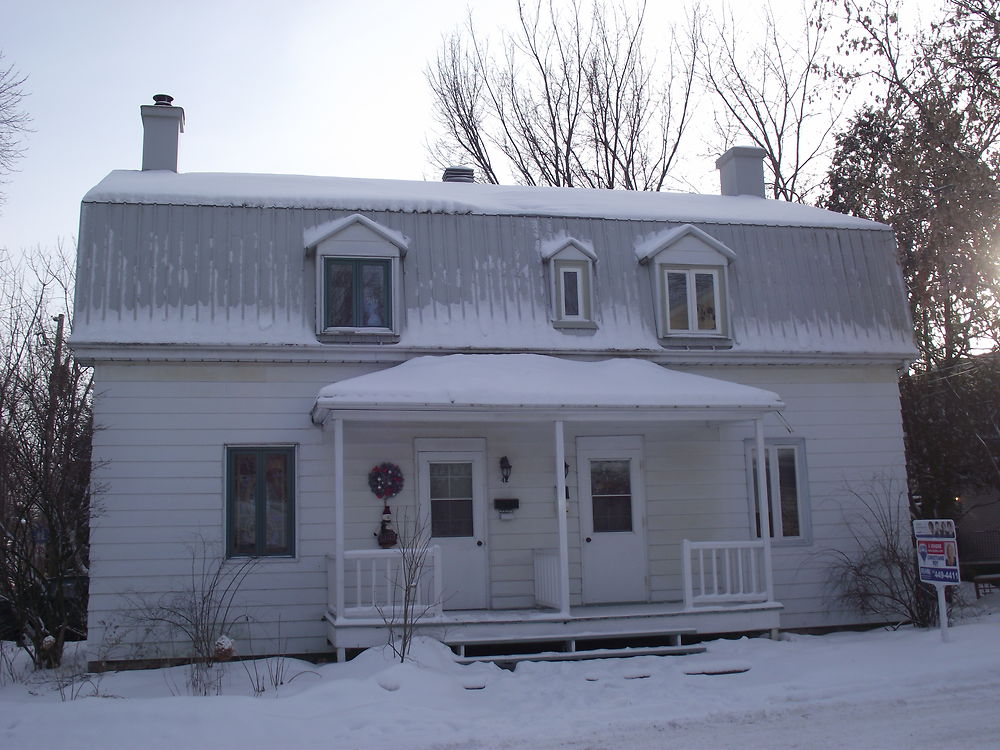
[2,592,998,750]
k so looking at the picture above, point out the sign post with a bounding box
[913,519,960,642]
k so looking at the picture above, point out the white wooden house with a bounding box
[74,97,916,664]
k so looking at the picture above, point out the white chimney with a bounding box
[716,146,766,198]
[141,94,185,172]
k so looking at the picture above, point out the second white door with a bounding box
[577,436,647,604]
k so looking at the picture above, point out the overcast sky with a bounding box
[1,0,817,259]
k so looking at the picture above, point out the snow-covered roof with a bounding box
[538,235,597,261]
[311,354,783,423]
[635,223,738,263]
[303,213,409,251]
[84,170,888,230]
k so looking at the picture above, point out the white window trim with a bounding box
[558,265,586,321]
[660,265,727,337]
[663,267,723,334]
[744,438,812,545]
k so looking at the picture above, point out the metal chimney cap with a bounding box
[442,166,475,183]
[152,94,174,106]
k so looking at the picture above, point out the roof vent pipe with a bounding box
[442,166,475,183]
[141,94,185,172]
[716,146,767,198]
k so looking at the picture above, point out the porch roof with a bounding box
[311,354,783,423]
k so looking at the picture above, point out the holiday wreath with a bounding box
[368,462,404,499]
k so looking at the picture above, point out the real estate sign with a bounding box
[913,519,960,585]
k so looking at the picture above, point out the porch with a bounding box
[312,355,787,658]
[325,539,782,654]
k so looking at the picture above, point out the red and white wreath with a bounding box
[368,462,404,499]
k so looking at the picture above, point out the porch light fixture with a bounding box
[500,456,512,483]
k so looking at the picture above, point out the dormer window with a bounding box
[323,258,391,329]
[635,224,735,345]
[305,214,408,340]
[540,236,597,329]
[664,267,722,334]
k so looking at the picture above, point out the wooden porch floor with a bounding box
[326,599,783,653]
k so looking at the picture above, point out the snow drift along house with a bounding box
[74,96,916,664]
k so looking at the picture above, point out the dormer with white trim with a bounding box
[305,214,408,341]
[635,224,736,346]
[540,236,598,330]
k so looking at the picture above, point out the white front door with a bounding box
[577,436,647,604]
[417,444,488,610]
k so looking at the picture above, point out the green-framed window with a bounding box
[323,258,392,329]
[227,446,295,557]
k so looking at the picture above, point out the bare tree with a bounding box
[0,52,30,206]
[694,2,843,202]
[0,247,93,668]
[426,0,696,190]
[824,0,1000,369]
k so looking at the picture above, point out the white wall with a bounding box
[87,361,907,661]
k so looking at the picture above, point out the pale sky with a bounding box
[0,0,834,259]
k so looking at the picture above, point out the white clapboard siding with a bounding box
[86,361,907,657]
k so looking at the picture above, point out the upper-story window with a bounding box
[305,214,408,339]
[540,237,597,329]
[323,258,391,328]
[663,266,722,334]
[635,224,735,344]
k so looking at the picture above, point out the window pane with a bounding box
[430,462,474,537]
[777,448,800,537]
[562,270,580,317]
[591,460,632,532]
[667,272,689,330]
[264,452,291,554]
[360,263,388,327]
[695,273,717,331]
[749,449,775,538]
[232,453,257,555]
[431,498,474,537]
[325,262,354,327]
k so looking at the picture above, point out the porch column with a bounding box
[754,418,775,602]
[554,420,570,616]
[334,418,345,621]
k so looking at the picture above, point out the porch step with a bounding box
[455,643,706,665]
[448,626,698,646]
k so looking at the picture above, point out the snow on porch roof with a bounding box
[311,354,783,423]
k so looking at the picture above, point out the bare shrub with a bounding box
[826,476,939,628]
[128,540,256,695]
[376,510,440,662]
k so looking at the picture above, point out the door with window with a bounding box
[417,444,488,610]
[577,437,647,604]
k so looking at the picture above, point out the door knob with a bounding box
[585,537,592,543]
[476,540,483,546]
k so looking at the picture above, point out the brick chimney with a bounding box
[716,146,766,198]
[141,94,185,172]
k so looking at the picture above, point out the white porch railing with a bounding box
[533,549,561,609]
[682,540,773,608]
[329,547,443,619]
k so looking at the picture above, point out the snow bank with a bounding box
[2,596,997,749]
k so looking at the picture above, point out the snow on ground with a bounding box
[1,593,998,750]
